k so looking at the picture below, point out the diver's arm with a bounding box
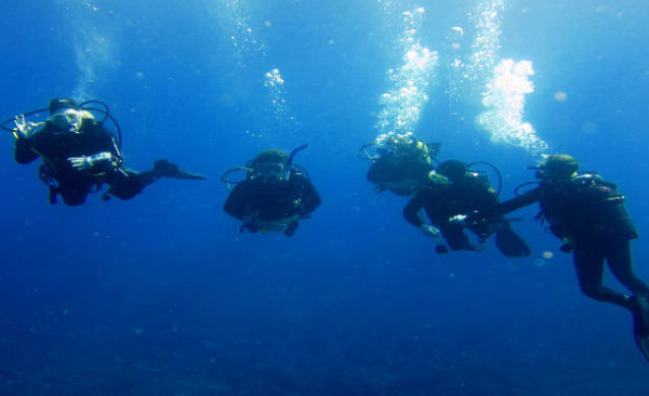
[403,195,426,228]
[404,194,442,238]
[68,152,119,172]
[463,187,540,226]
[14,137,39,164]
[497,187,541,215]
[68,126,124,172]
[13,116,43,164]
[72,134,123,172]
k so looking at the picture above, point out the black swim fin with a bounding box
[154,159,207,180]
[495,221,531,257]
[630,295,649,362]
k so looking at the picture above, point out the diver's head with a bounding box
[49,98,79,114]
[376,132,430,164]
[48,98,83,133]
[534,154,579,180]
[249,149,290,182]
[436,160,468,183]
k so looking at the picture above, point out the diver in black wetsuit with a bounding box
[9,98,205,206]
[473,154,649,361]
[222,147,321,237]
[403,159,530,257]
[361,132,440,197]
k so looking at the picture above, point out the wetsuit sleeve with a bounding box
[497,187,541,215]
[14,136,38,164]
[403,193,426,228]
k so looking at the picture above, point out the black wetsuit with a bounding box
[404,172,529,256]
[367,157,434,196]
[498,173,648,307]
[223,172,322,236]
[15,120,160,206]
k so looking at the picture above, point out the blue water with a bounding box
[1,0,648,394]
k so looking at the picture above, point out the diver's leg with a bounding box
[604,240,649,360]
[127,159,206,186]
[607,240,649,297]
[105,170,147,200]
[574,243,630,308]
[106,160,206,200]
[57,181,91,206]
[440,224,475,251]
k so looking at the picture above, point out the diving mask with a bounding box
[253,161,289,182]
[49,108,83,133]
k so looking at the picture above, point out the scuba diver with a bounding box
[403,159,531,257]
[5,98,205,206]
[359,132,441,196]
[470,154,649,361]
[221,146,321,237]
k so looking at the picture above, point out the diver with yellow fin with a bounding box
[469,154,649,362]
[222,146,321,237]
[3,98,205,206]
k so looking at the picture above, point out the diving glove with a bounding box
[13,114,38,139]
[68,152,116,171]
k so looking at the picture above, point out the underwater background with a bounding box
[1,0,648,394]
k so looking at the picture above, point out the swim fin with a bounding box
[154,159,206,180]
[629,295,649,362]
[495,221,531,257]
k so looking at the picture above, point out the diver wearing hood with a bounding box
[472,154,649,361]
[361,132,440,197]
[10,98,205,206]
[222,147,321,237]
[403,159,530,257]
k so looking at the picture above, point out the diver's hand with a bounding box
[68,152,115,171]
[464,210,498,227]
[68,156,94,171]
[421,224,441,238]
[448,214,468,227]
[13,114,37,138]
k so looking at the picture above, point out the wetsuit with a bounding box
[15,120,161,206]
[404,172,530,256]
[223,172,322,236]
[498,173,648,307]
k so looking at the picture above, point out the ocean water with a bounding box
[1,0,648,395]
